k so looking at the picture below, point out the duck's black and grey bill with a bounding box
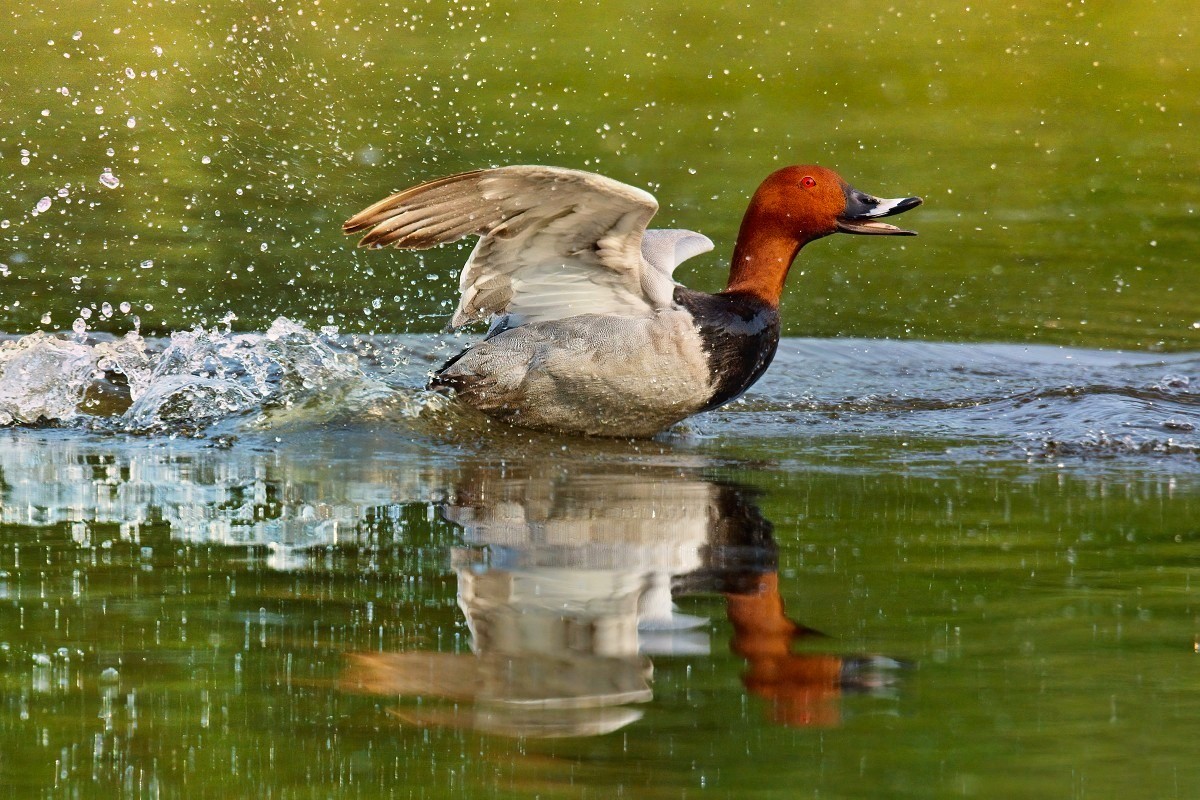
[836,185,923,236]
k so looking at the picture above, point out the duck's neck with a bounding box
[723,217,813,307]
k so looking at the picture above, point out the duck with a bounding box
[344,164,921,437]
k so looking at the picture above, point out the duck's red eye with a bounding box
[801,176,817,188]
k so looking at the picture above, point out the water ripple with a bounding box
[0,325,1196,462]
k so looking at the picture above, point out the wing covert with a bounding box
[344,166,666,328]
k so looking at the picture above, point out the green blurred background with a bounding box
[1,0,1198,348]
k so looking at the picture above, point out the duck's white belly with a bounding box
[434,311,714,437]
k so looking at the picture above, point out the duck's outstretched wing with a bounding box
[344,166,670,329]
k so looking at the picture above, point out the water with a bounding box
[3,0,1200,796]
[3,2,1199,349]
[0,327,1198,796]
[1,323,1196,454]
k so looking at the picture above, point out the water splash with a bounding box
[0,318,450,435]
[0,333,104,425]
[0,328,1196,460]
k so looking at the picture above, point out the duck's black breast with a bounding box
[673,287,781,411]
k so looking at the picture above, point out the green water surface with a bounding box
[1,433,1198,798]
[1,0,1198,348]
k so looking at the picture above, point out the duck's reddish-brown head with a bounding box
[746,165,922,240]
[725,165,922,305]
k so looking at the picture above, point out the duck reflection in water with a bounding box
[341,464,898,735]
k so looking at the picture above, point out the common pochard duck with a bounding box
[344,165,921,436]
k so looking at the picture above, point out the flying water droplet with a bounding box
[355,146,383,165]
[99,170,120,189]
[139,259,154,269]
[35,196,52,213]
